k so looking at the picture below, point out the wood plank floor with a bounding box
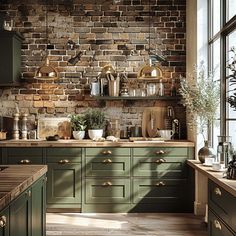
[46,213,207,236]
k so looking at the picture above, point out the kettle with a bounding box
[226,155,236,180]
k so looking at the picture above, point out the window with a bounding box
[208,0,236,148]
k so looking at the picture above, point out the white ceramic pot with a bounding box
[88,129,103,140]
[72,130,85,140]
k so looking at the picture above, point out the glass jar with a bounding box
[146,83,157,96]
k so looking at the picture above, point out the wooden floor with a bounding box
[46,213,207,236]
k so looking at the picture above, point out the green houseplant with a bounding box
[179,62,220,162]
[70,114,86,140]
[84,109,106,140]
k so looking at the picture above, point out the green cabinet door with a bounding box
[31,176,46,236]
[47,163,81,205]
[0,208,9,236]
[208,210,234,236]
[10,189,31,236]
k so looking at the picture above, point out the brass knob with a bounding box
[214,220,222,230]
[214,187,222,196]
[156,181,165,186]
[25,190,31,197]
[102,150,112,155]
[102,181,112,186]
[0,216,6,228]
[155,150,166,155]
[156,158,166,164]
[19,159,31,164]
[58,159,69,164]
[102,159,112,163]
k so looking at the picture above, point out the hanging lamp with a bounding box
[137,0,163,80]
[34,0,58,80]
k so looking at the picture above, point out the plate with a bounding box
[203,163,212,167]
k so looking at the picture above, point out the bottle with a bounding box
[171,118,180,139]
[164,106,173,130]
[170,79,177,96]
[158,79,164,96]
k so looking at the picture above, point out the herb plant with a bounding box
[179,62,220,139]
[84,109,106,130]
[70,114,87,131]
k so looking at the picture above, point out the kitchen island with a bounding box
[0,140,194,213]
[0,165,47,236]
[188,160,236,236]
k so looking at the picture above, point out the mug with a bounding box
[158,130,173,140]
[212,162,224,171]
[204,157,214,166]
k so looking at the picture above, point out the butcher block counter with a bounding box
[0,139,194,147]
[0,165,47,210]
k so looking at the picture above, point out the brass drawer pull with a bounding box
[19,159,31,164]
[156,181,165,186]
[102,181,112,186]
[58,159,69,164]
[214,187,222,196]
[102,159,112,163]
[214,219,222,230]
[101,150,112,155]
[156,158,166,164]
[0,216,6,228]
[155,150,165,155]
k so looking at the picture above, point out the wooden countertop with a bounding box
[0,165,47,211]
[187,160,236,197]
[0,139,195,147]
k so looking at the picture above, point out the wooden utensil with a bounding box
[146,111,158,138]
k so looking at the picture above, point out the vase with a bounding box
[73,131,85,140]
[88,129,103,140]
[198,140,216,163]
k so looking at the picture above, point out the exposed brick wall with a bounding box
[0,0,186,137]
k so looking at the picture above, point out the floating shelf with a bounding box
[92,96,181,101]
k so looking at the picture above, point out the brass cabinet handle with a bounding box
[102,159,112,163]
[156,181,165,186]
[19,159,31,164]
[156,158,166,164]
[214,219,222,230]
[58,159,69,164]
[101,150,112,155]
[0,216,6,228]
[155,150,166,155]
[25,190,31,197]
[102,181,112,186]
[214,187,222,196]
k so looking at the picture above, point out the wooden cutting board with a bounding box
[142,107,166,137]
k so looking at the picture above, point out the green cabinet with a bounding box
[0,31,23,85]
[0,208,9,236]
[132,147,194,213]
[10,188,31,236]
[208,180,236,235]
[9,175,46,236]
[46,148,82,211]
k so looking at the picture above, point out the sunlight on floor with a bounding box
[46,213,128,229]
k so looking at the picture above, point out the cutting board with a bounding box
[142,107,166,137]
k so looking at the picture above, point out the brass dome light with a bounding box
[34,0,58,81]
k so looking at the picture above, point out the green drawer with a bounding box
[133,147,189,157]
[46,148,82,163]
[133,178,187,204]
[133,156,187,178]
[85,178,131,204]
[3,147,43,164]
[208,210,235,236]
[85,147,130,157]
[85,156,130,177]
[208,180,236,233]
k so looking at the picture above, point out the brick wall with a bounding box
[0,0,186,137]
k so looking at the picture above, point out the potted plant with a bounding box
[84,109,106,140]
[179,62,220,163]
[70,114,86,140]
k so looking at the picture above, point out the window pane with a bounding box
[211,0,221,36]
[227,0,236,21]
[226,121,236,148]
[212,38,220,81]
[226,29,236,119]
[213,119,220,149]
